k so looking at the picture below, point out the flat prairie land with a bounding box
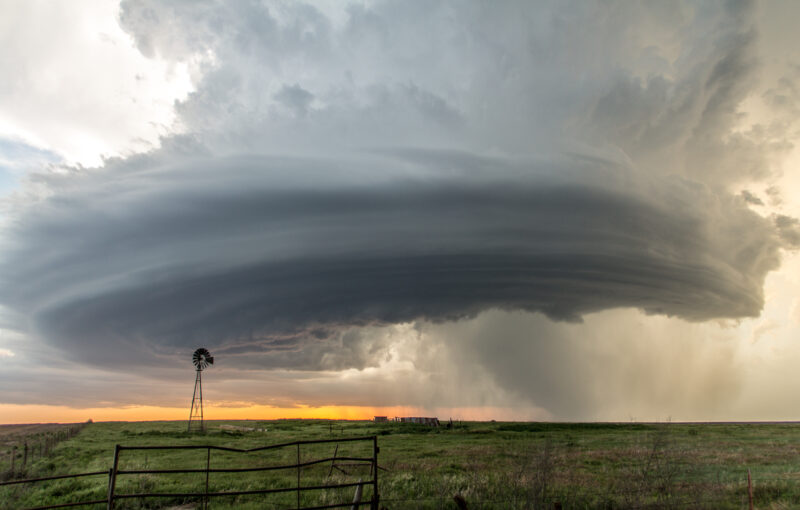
[2,420,800,509]
[0,423,82,443]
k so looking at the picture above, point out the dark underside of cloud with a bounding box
[0,153,783,369]
[3,0,798,395]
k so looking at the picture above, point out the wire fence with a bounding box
[0,470,110,509]
[1,435,380,510]
[1,423,89,481]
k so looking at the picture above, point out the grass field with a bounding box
[2,419,800,509]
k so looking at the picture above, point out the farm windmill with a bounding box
[188,348,214,432]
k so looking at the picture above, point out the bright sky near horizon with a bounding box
[2,0,800,424]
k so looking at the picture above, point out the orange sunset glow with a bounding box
[0,403,547,425]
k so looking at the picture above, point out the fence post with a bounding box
[328,444,339,477]
[371,436,379,510]
[747,469,754,510]
[297,443,301,509]
[106,468,114,506]
[10,446,15,475]
[351,478,363,510]
[22,442,27,472]
[107,444,121,510]
[205,447,211,510]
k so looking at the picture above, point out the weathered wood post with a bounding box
[22,442,27,471]
[351,478,363,510]
[10,446,16,474]
[747,468,754,510]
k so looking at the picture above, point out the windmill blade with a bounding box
[192,348,213,371]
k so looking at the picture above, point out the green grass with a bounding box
[3,420,800,509]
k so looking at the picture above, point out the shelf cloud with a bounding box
[0,149,786,369]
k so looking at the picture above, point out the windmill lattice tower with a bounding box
[188,348,214,432]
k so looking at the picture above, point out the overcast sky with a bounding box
[2,0,800,423]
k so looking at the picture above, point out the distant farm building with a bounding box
[397,417,440,426]
[374,416,388,422]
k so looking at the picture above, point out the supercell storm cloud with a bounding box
[0,150,786,369]
[1,0,799,419]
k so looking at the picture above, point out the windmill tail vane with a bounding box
[188,348,213,433]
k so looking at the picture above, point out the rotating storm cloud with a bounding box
[1,0,800,422]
